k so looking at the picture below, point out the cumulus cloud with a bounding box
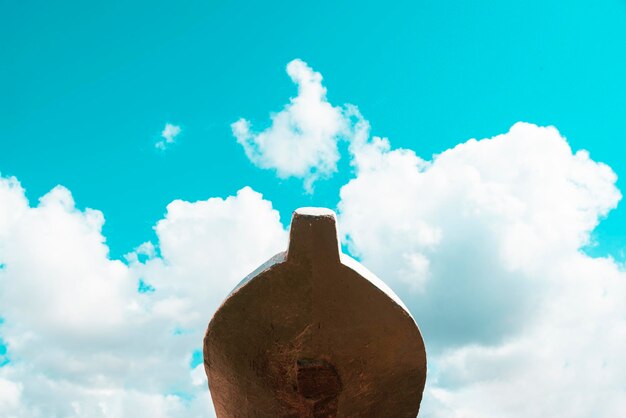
[0,176,286,417]
[155,123,181,150]
[3,58,626,418]
[130,186,288,329]
[232,59,359,191]
[338,122,626,417]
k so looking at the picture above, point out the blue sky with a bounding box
[3,0,625,259]
[2,1,626,416]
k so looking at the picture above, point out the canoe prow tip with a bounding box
[287,207,341,262]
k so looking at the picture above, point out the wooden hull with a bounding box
[204,208,427,417]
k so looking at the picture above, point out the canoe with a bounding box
[204,208,427,417]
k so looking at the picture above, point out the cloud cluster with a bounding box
[0,177,286,417]
[155,123,181,150]
[339,122,626,416]
[232,60,626,417]
[2,58,625,417]
[340,122,621,345]
[232,59,357,191]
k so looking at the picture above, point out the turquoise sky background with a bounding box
[2,2,626,416]
[3,0,625,260]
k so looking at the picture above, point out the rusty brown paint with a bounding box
[204,208,427,417]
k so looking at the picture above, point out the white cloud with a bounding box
[0,175,286,417]
[130,186,288,329]
[3,58,626,417]
[155,123,181,150]
[0,377,22,414]
[423,254,626,418]
[338,121,626,417]
[232,59,358,192]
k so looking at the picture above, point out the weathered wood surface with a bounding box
[204,208,427,417]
